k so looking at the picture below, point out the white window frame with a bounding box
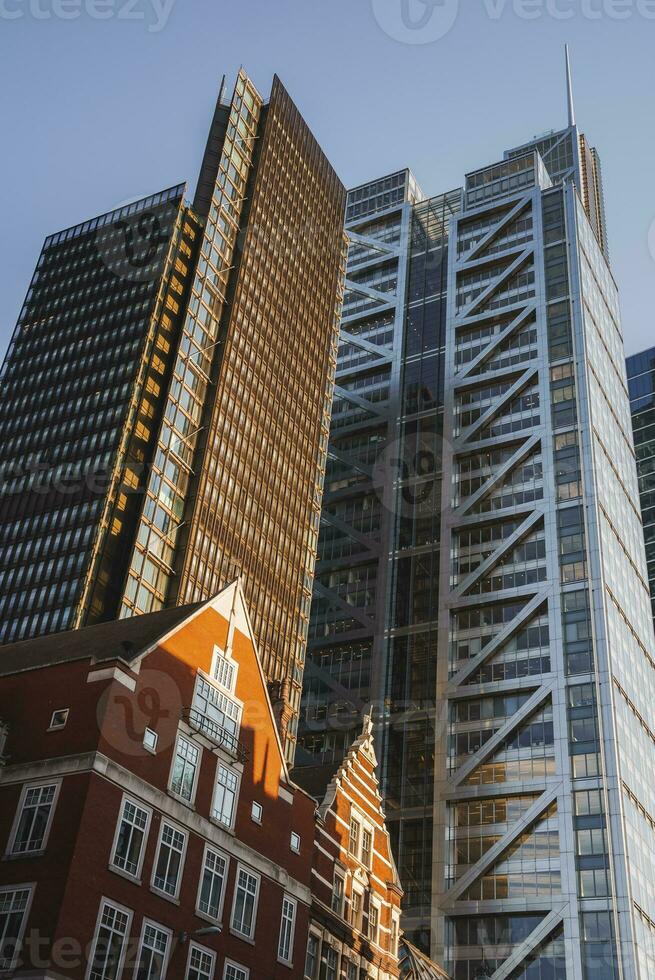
[168,731,202,804]
[109,795,152,881]
[48,708,69,731]
[86,897,133,980]
[151,820,188,900]
[7,780,61,856]
[132,917,172,980]
[331,872,345,917]
[211,644,239,694]
[0,883,34,973]
[195,844,229,923]
[350,887,364,932]
[185,941,215,980]
[348,813,360,856]
[361,825,373,869]
[277,894,297,965]
[345,959,359,980]
[230,863,261,940]
[325,945,340,980]
[193,672,243,752]
[223,960,250,980]
[251,801,263,824]
[368,897,380,945]
[391,910,400,957]
[290,831,301,853]
[211,763,241,830]
[304,930,321,980]
[143,728,158,753]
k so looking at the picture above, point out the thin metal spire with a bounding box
[565,44,576,128]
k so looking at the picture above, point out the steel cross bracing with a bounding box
[433,185,576,977]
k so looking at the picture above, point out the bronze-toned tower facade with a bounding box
[0,70,346,757]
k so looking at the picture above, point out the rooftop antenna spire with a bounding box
[565,44,576,128]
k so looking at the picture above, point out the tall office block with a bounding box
[296,170,461,946]
[300,57,655,977]
[436,144,655,978]
[627,347,655,628]
[0,70,346,755]
[0,185,196,643]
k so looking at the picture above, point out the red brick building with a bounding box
[297,722,403,980]
[0,580,403,980]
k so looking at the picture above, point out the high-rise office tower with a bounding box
[296,170,461,946]
[0,69,346,754]
[627,347,655,628]
[300,54,655,977]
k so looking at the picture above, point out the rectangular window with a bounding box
[368,902,379,944]
[346,963,358,980]
[305,934,319,979]
[349,816,360,856]
[326,947,339,980]
[170,735,200,802]
[231,866,259,939]
[213,649,237,692]
[0,886,32,971]
[185,944,215,980]
[278,896,296,964]
[197,846,227,920]
[152,823,186,898]
[391,914,400,956]
[111,798,150,878]
[10,783,58,854]
[134,920,171,980]
[331,874,344,916]
[88,900,132,980]
[351,890,363,931]
[212,765,239,828]
[143,728,158,753]
[223,963,248,980]
[361,828,372,868]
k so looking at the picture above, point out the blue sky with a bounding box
[0,0,653,355]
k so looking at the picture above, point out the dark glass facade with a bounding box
[0,71,346,758]
[0,186,195,643]
[296,171,460,947]
[627,347,655,627]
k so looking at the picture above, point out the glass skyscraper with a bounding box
[627,347,655,629]
[0,69,346,756]
[299,85,655,978]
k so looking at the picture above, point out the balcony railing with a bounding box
[182,708,247,762]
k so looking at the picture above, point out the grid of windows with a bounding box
[0,188,190,644]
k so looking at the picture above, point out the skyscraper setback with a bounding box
[299,59,655,978]
[0,70,346,755]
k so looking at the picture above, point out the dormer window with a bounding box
[211,646,238,694]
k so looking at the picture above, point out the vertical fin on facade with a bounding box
[193,74,231,218]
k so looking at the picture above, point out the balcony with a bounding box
[182,708,247,763]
